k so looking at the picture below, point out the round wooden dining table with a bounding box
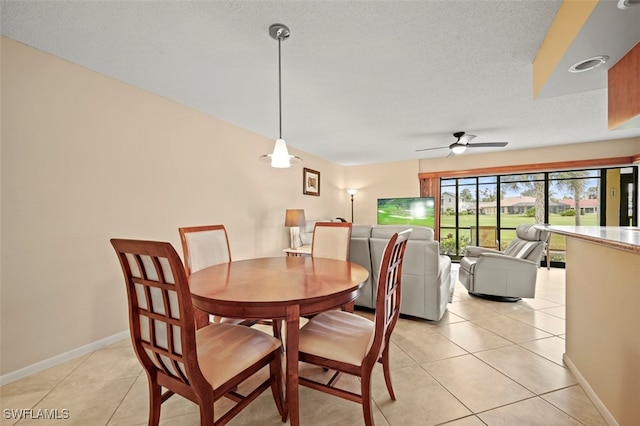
[189,256,369,426]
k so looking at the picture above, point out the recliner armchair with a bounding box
[458,224,550,301]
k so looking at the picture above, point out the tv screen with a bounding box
[377,197,436,228]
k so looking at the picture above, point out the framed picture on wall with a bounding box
[303,168,320,196]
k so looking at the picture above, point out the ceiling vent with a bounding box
[568,55,609,73]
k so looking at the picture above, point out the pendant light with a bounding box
[259,24,302,168]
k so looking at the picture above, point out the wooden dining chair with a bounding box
[311,222,352,261]
[178,225,254,329]
[110,238,285,425]
[179,224,280,338]
[179,224,233,277]
[310,222,353,313]
[297,229,412,426]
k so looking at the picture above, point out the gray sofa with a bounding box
[301,220,453,321]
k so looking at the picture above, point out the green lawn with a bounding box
[439,213,598,228]
[378,211,435,228]
[439,213,597,253]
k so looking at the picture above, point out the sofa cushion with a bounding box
[370,225,434,240]
[351,224,373,238]
[349,225,373,308]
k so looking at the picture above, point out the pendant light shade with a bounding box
[259,23,302,168]
[270,139,292,168]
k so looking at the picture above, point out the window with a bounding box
[439,167,633,267]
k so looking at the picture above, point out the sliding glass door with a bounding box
[439,166,634,266]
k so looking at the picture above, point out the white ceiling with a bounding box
[2,0,639,166]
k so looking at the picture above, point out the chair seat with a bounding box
[197,323,281,389]
[299,310,374,366]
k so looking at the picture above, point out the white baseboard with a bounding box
[563,353,619,426]
[0,330,130,386]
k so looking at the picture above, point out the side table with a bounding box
[283,245,311,257]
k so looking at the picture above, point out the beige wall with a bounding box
[2,35,639,379]
[0,37,346,376]
[343,160,421,225]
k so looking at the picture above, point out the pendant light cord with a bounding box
[261,23,299,166]
[278,37,282,139]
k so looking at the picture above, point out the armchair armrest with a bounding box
[464,246,502,257]
[476,252,537,270]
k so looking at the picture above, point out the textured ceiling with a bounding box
[2,0,639,166]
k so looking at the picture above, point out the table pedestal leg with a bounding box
[285,304,300,426]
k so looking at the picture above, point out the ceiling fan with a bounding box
[416,132,508,155]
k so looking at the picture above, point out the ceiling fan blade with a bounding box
[415,146,449,152]
[467,142,508,148]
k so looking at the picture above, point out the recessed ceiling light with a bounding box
[618,0,640,9]
[568,55,609,73]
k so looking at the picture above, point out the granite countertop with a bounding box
[536,225,640,254]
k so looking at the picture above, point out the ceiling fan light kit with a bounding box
[450,144,467,154]
[416,131,508,156]
[259,23,302,168]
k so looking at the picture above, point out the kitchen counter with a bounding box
[536,225,640,254]
[540,225,639,426]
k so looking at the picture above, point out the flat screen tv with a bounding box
[377,197,436,228]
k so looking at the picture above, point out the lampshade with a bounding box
[285,209,306,227]
[259,139,302,168]
[271,139,292,168]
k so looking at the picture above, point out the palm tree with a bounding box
[553,171,587,226]
[500,174,545,224]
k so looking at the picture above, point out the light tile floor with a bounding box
[0,267,608,425]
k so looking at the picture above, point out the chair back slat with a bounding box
[111,239,203,388]
[371,229,411,361]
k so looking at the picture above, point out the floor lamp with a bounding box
[346,189,358,223]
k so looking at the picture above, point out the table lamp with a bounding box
[285,209,306,249]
